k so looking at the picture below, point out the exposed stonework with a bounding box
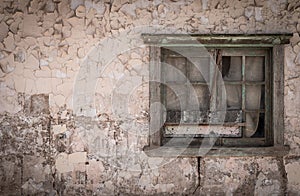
[198,157,287,195]
[0,0,299,195]
[284,156,300,195]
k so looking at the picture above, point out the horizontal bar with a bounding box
[164,122,245,126]
[244,109,265,113]
[222,138,266,146]
[165,81,265,85]
[221,48,269,56]
[224,81,265,85]
[165,124,242,137]
[143,145,290,157]
[142,34,292,46]
[165,81,209,85]
[151,44,277,47]
[190,82,209,85]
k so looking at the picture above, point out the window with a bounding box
[161,47,270,146]
[143,34,291,156]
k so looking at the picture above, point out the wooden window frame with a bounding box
[143,34,292,157]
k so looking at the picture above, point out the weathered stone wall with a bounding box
[0,0,299,195]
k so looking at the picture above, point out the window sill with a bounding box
[143,145,289,157]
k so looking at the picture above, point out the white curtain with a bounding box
[245,56,264,137]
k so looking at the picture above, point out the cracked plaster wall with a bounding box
[0,0,300,195]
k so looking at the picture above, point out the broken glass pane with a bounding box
[222,56,242,81]
[260,85,265,109]
[251,113,265,138]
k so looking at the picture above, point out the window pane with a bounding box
[159,47,271,142]
[251,113,265,138]
[188,57,210,82]
[245,85,263,110]
[222,56,242,81]
[165,110,209,124]
[225,84,242,110]
[245,56,264,81]
[225,110,242,122]
[245,112,261,137]
[166,110,181,123]
[189,85,210,110]
[164,57,186,83]
[260,85,265,109]
[182,111,208,123]
[165,84,187,110]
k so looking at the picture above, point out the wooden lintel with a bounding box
[141,34,292,46]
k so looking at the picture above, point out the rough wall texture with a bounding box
[0,0,299,195]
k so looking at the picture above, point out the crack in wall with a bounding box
[192,157,201,194]
[20,155,24,196]
[278,157,288,195]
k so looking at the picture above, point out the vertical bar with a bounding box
[210,49,217,112]
[185,57,189,113]
[242,55,246,137]
[149,46,162,146]
[161,50,166,115]
[273,45,284,146]
[264,49,272,145]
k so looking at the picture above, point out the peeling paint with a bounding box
[0,0,299,195]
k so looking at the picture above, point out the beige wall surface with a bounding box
[0,0,299,195]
